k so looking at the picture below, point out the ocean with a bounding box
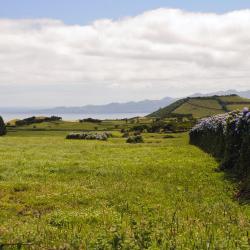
[1,113,148,122]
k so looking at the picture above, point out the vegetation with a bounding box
[148,95,250,119]
[190,109,250,199]
[79,118,102,123]
[6,116,195,134]
[66,132,112,141]
[126,135,144,143]
[0,111,248,248]
[0,116,6,136]
[12,116,62,126]
[129,119,196,134]
[0,123,248,248]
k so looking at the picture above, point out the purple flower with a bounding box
[243,107,249,114]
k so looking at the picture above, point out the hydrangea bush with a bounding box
[66,132,112,141]
[190,108,250,197]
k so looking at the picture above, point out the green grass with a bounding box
[6,118,157,133]
[227,104,250,111]
[8,120,125,131]
[148,95,250,119]
[218,96,250,103]
[173,99,224,118]
[0,130,249,249]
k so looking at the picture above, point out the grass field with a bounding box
[6,117,156,133]
[173,99,224,118]
[227,104,250,112]
[149,95,250,119]
[0,130,249,249]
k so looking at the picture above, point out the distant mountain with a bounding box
[148,95,250,119]
[0,98,174,115]
[32,97,175,114]
[1,89,250,116]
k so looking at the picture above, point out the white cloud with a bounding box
[0,9,250,105]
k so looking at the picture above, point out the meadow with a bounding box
[0,127,249,249]
[149,95,250,119]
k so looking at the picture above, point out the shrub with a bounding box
[0,116,6,136]
[79,118,102,123]
[122,131,130,138]
[130,125,149,133]
[120,128,126,133]
[133,131,141,136]
[15,116,62,126]
[126,135,144,144]
[66,132,112,141]
[148,120,165,133]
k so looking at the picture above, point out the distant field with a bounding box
[149,95,250,119]
[218,95,250,103]
[173,99,224,118]
[6,117,155,133]
[0,130,249,249]
[227,104,250,111]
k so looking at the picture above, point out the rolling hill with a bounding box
[148,95,250,119]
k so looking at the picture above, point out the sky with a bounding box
[1,0,250,107]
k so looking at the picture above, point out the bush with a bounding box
[122,131,130,138]
[15,116,62,126]
[66,132,112,141]
[126,135,144,144]
[133,131,141,136]
[79,118,102,123]
[189,109,250,198]
[130,125,149,133]
[0,116,6,136]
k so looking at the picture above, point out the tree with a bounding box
[0,116,6,136]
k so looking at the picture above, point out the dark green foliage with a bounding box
[122,131,130,138]
[146,119,194,133]
[126,135,144,144]
[190,127,225,159]
[148,120,165,133]
[16,116,62,126]
[0,116,6,136]
[130,124,149,133]
[79,118,102,123]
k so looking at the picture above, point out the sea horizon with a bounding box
[1,112,148,122]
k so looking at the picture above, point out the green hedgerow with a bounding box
[0,116,6,136]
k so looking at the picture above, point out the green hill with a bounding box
[148,95,250,119]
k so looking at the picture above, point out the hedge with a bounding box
[189,108,250,198]
[0,116,6,136]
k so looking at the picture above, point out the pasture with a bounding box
[0,129,249,249]
[149,95,250,119]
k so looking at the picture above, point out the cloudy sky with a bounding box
[1,0,250,107]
